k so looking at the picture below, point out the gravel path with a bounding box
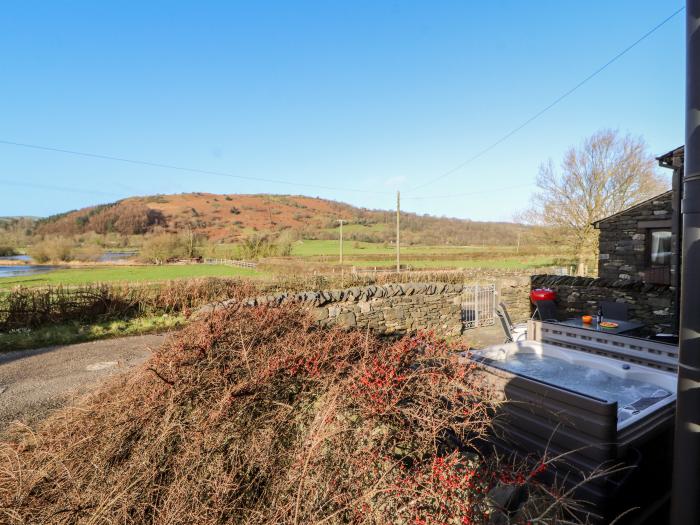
[0,334,167,432]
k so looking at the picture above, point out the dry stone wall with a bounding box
[241,283,467,336]
[531,274,674,332]
[496,276,531,323]
[199,278,532,337]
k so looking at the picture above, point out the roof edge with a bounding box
[592,190,673,227]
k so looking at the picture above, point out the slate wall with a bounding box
[596,191,674,282]
[531,274,673,332]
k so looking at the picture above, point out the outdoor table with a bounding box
[554,318,645,335]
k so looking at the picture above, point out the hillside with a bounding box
[35,193,537,245]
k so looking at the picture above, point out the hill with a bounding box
[35,193,538,245]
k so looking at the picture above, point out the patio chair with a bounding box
[600,301,629,321]
[533,300,559,322]
[496,309,514,343]
[497,302,528,342]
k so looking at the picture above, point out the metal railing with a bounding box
[461,283,496,329]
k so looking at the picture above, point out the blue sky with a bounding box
[0,1,685,221]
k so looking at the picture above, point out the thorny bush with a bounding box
[0,305,587,524]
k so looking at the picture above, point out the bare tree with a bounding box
[523,129,669,264]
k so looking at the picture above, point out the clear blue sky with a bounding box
[0,1,685,221]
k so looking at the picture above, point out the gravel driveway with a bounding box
[0,334,167,432]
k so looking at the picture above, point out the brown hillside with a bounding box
[36,194,355,241]
[35,193,536,245]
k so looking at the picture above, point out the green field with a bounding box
[0,241,570,290]
[0,264,260,289]
[291,239,517,257]
[344,256,558,270]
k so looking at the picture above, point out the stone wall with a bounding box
[531,274,674,332]
[242,282,468,336]
[497,276,531,323]
[596,191,674,283]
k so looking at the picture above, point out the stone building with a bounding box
[594,146,684,286]
[586,146,684,332]
[594,190,674,283]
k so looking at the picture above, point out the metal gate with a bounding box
[461,284,496,329]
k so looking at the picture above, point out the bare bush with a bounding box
[239,233,291,259]
[139,231,204,263]
[0,306,590,524]
[26,237,75,262]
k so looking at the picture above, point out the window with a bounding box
[649,229,672,266]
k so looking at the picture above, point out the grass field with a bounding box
[0,241,571,290]
[343,256,560,269]
[0,264,260,289]
[291,239,522,257]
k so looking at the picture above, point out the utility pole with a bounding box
[337,219,345,265]
[396,191,400,273]
[516,232,521,255]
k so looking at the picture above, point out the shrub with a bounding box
[238,233,289,259]
[0,278,256,331]
[139,231,204,263]
[26,237,75,262]
[230,206,241,214]
[72,243,104,262]
[0,306,585,524]
[0,246,17,257]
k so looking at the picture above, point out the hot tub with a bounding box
[466,338,677,521]
[471,340,676,431]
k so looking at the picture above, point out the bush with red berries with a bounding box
[0,304,586,524]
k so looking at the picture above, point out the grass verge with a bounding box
[0,264,261,289]
[0,314,185,352]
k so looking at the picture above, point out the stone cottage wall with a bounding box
[242,283,468,336]
[597,191,673,282]
[531,274,673,332]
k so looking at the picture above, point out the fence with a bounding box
[351,265,412,276]
[461,283,496,329]
[203,258,258,269]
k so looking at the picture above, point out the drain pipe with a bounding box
[671,1,700,523]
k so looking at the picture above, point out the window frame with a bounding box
[646,228,672,269]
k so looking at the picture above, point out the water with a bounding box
[0,252,135,279]
[98,251,137,262]
[0,255,32,262]
[480,353,670,421]
[0,264,58,278]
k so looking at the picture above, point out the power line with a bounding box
[0,139,393,196]
[407,6,686,193]
[0,137,531,202]
[0,7,683,203]
[0,178,121,198]
[403,183,535,200]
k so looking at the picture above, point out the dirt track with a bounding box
[0,333,167,432]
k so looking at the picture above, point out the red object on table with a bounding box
[530,288,556,302]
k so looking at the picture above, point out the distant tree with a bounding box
[138,230,203,264]
[522,130,669,264]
